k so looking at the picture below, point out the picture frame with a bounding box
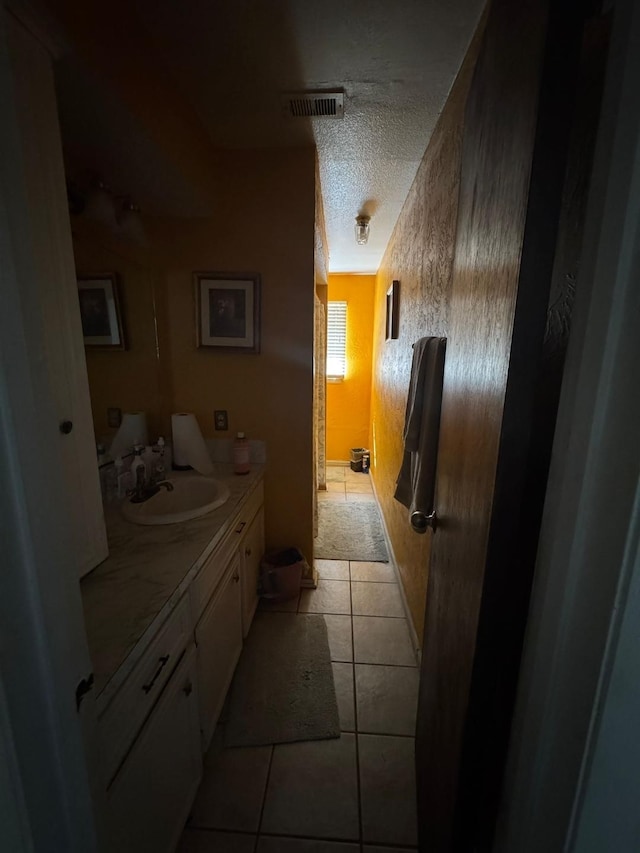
[195,272,261,353]
[77,273,125,348]
[386,279,400,340]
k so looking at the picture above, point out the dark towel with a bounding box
[394,337,446,531]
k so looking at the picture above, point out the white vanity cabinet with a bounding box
[241,505,265,637]
[106,644,201,853]
[99,595,192,787]
[194,553,243,749]
[93,476,265,851]
[191,480,264,748]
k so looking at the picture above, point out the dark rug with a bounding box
[315,501,389,561]
[224,613,340,747]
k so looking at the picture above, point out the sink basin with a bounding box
[122,475,230,525]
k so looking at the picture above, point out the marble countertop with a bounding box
[80,465,264,710]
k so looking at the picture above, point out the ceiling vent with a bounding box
[282,91,344,119]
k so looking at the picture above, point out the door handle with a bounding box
[410,510,438,534]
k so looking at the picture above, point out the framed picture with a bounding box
[77,274,125,348]
[195,272,261,353]
[386,279,400,340]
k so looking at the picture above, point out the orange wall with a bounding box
[370,44,479,641]
[326,274,375,460]
[153,149,316,557]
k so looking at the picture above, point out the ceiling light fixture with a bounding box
[355,214,370,246]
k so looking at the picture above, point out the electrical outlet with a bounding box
[107,407,122,428]
[214,410,228,431]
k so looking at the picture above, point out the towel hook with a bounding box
[410,510,438,534]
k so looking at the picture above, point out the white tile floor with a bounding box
[178,467,419,852]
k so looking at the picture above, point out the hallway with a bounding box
[178,466,419,851]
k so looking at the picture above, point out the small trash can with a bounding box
[259,547,307,602]
[350,447,366,472]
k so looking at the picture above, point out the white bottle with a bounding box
[143,445,155,478]
[130,445,146,487]
[114,457,128,499]
[103,463,118,502]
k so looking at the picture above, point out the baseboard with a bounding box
[300,566,319,589]
[370,472,422,666]
[326,459,349,466]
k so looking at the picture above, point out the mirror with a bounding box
[71,219,165,450]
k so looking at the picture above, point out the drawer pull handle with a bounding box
[142,655,170,694]
[245,547,252,556]
[235,521,246,535]
[233,571,240,583]
[182,682,193,698]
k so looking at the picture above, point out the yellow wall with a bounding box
[326,275,375,461]
[370,42,480,641]
[74,148,317,560]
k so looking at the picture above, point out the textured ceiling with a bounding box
[56,0,485,273]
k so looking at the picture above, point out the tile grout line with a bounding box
[252,743,275,853]
[349,561,365,851]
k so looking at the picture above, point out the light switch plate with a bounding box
[214,410,228,431]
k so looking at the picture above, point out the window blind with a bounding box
[327,301,347,379]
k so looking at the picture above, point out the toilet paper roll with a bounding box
[171,413,213,475]
[109,412,148,458]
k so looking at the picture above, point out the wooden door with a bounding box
[415,0,604,850]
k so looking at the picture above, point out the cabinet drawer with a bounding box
[106,643,201,853]
[99,595,191,786]
[190,480,264,622]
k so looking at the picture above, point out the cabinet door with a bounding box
[195,554,243,749]
[107,644,201,853]
[7,16,108,577]
[241,506,265,637]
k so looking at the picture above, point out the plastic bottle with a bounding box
[103,463,118,502]
[130,445,146,486]
[155,436,166,480]
[114,457,124,498]
[115,457,132,499]
[233,432,250,475]
[143,445,155,479]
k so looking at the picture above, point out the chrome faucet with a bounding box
[128,459,174,504]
